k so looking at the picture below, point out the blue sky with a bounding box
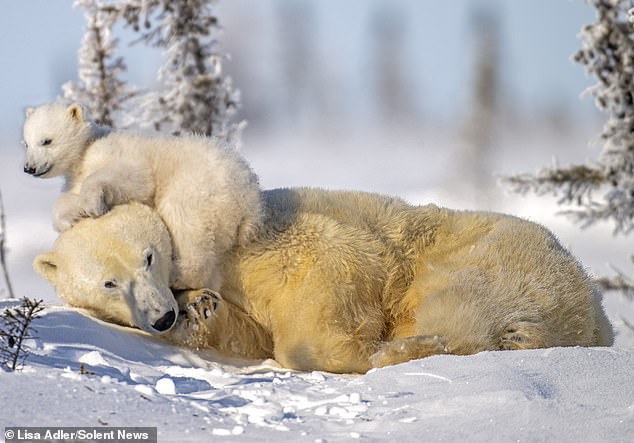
[0,0,598,143]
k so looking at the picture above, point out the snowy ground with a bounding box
[1,128,634,441]
[2,300,633,442]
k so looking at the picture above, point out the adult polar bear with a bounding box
[34,189,613,373]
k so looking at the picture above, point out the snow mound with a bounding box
[1,300,633,442]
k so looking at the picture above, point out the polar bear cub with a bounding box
[22,102,262,291]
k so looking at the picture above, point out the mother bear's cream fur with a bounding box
[34,189,613,373]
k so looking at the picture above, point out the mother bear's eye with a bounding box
[104,280,117,289]
[41,138,52,146]
[145,251,153,268]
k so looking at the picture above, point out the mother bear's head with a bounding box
[34,203,179,334]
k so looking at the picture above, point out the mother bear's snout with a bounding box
[152,309,176,332]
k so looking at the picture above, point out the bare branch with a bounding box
[0,190,14,300]
[595,274,634,300]
[0,297,45,371]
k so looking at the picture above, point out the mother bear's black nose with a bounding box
[152,309,176,332]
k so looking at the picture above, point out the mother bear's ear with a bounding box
[33,252,59,284]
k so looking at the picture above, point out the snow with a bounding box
[1,300,633,442]
[1,128,634,441]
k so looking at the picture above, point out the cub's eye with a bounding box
[41,138,52,146]
[21,140,28,149]
[104,280,117,289]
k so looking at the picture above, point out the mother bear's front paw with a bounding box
[167,289,221,348]
[174,289,221,331]
[182,289,221,324]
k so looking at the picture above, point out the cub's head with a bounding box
[22,102,94,178]
[34,203,179,334]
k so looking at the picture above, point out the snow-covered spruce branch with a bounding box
[0,190,14,300]
[64,0,137,127]
[504,164,606,204]
[0,297,45,371]
[562,189,634,233]
[504,164,634,233]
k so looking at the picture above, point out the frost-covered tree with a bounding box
[0,297,45,371]
[119,0,241,139]
[0,190,14,300]
[277,1,315,126]
[505,0,634,297]
[63,0,135,127]
[460,8,501,195]
[370,5,413,127]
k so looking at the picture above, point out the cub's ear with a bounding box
[33,252,59,284]
[25,107,35,118]
[67,103,85,123]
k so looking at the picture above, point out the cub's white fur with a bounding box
[23,102,262,290]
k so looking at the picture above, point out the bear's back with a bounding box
[262,188,435,240]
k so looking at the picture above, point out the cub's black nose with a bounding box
[152,309,176,332]
[24,165,36,175]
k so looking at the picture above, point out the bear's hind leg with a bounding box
[499,321,550,351]
[370,320,551,368]
[370,336,448,368]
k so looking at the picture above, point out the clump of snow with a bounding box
[78,350,108,367]
[155,377,175,396]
